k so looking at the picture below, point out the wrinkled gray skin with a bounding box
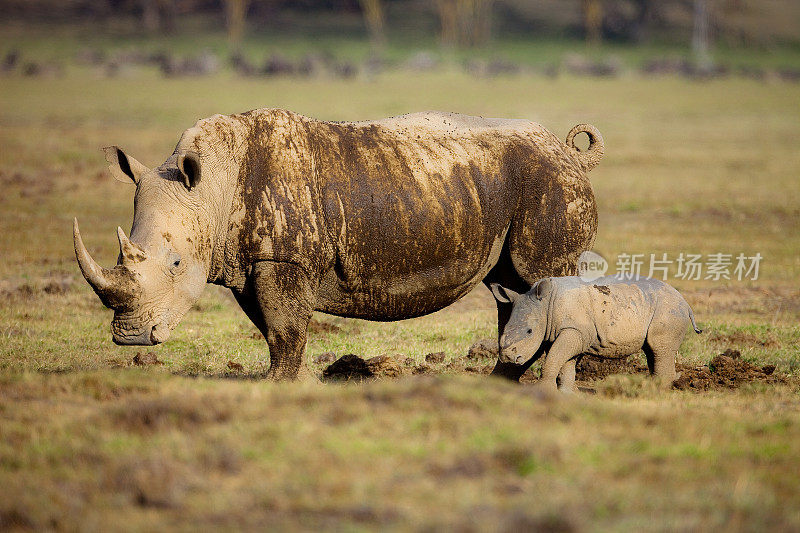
[74,109,603,381]
[490,275,702,392]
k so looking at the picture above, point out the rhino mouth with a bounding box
[111,320,171,346]
[113,327,157,346]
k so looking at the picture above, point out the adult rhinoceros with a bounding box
[74,109,603,380]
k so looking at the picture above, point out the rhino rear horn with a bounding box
[117,227,148,265]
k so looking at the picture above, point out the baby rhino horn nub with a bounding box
[73,218,140,309]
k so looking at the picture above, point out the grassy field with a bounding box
[1,29,800,530]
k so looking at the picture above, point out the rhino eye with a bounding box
[168,252,181,271]
[527,328,533,334]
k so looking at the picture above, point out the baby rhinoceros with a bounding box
[490,276,701,392]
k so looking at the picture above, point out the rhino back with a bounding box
[309,113,583,318]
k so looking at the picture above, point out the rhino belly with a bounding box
[315,224,507,320]
[584,287,651,358]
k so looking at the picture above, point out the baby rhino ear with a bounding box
[489,283,520,304]
[534,278,553,300]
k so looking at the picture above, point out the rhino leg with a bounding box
[246,261,318,381]
[556,356,580,393]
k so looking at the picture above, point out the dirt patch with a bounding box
[42,277,73,295]
[323,354,373,381]
[576,355,648,381]
[321,354,404,381]
[0,508,35,530]
[0,277,73,299]
[467,338,498,360]
[107,456,187,509]
[132,352,162,366]
[413,364,433,375]
[226,361,244,372]
[425,352,445,364]
[593,284,611,295]
[365,355,402,378]
[673,351,786,391]
[307,320,342,335]
[708,330,780,349]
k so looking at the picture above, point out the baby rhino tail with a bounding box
[689,307,702,334]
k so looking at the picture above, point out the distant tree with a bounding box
[224,0,250,50]
[436,0,458,46]
[631,0,662,42]
[436,0,493,47]
[358,0,386,50]
[142,0,176,33]
[583,0,603,45]
[692,0,711,65]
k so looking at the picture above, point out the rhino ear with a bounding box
[534,278,553,300]
[177,151,201,191]
[103,146,150,185]
[489,283,520,304]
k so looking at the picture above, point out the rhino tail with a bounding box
[688,307,702,334]
[566,124,604,172]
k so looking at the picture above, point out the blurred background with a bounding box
[1,0,799,79]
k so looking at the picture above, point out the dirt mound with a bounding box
[413,364,433,375]
[576,355,648,381]
[365,355,402,378]
[425,352,445,364]
[132,352,162,366]
[467,338,498,360]
[673,351,785,391]
[323,354,373,381]
[226,361,244,372]
[322,354,403,381]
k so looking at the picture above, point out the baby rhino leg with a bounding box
[537,329,583,392]
[556,356,581,393]
[643,311,687,385]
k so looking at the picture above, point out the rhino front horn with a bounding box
[73,218,139,309]
[74,218,113,293]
